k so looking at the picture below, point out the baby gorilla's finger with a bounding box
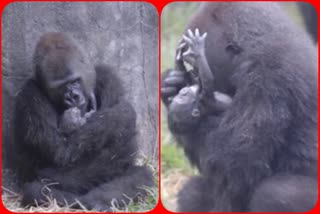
[182,35,193,45]
[177,42,187,50]
[200,32,208,41]
[187,29,195,39]
[161,87,178,97]
[176,42,187,60]
[182,48,196,57]
[195,28,200,37]
[176,50,181,60]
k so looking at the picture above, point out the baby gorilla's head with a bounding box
[170,85,201,117]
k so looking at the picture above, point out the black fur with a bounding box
[13,35,153,210]
[162,2,317,212]
[297,2,318,43]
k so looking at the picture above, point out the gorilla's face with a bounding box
[63,80,86,108]
[38,48,90,111]
[33,32,96,113]
[45,74,87,110]
[40,56,87,110]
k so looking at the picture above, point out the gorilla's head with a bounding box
[33,32,96,112]
[184,2,310,94]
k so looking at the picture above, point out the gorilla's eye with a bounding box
[226,44,242,55]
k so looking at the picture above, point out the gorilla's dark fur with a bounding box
[297,2,318,43]
[13,32,153,211]
[162,2,317,212]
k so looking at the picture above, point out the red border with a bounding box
[0,1,319,214]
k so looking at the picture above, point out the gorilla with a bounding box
[13,32,153,211]
[161,2,318,212]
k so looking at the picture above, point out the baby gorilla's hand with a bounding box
[181,28,207,66]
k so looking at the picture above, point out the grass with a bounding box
[161,144,197,211]
[161,143,195,174]
[2,157,158,212]
[2,184,158,212]
[111,186,158,212]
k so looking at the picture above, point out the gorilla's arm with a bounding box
[57,65,137,166]
[15,65,136,167]
[14,80,75,166]
[202,65,291,211]
[37,141,138,193]
[161,69,193,106]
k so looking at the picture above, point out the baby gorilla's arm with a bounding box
[177,28,233,115]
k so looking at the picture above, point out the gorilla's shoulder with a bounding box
[17,79,42,99]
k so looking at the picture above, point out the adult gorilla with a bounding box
[161,2,317,212]
[13,32,153,211]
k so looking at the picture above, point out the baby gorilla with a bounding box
[168,29,232,126]
[60,107,86,134]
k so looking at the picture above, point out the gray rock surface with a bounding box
[2,2,158,190]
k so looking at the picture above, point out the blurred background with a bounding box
[161,2,317,211]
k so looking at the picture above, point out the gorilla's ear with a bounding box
[226,43,242,55]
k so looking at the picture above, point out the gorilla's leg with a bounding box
[23,166,153,210]
[38,147,137,194]
[21,180,79,207]
[80,166,154,211]
[249,174,317,212]
[177,176,215,212]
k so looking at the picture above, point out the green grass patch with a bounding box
[161,143,196,175]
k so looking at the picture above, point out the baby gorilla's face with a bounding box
[170,85,201,118]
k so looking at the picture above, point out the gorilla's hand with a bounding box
[161,69,191,106]
[60,107,86,134]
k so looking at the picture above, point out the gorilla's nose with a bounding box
[65,91,83,107]
[71,92,80,102]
